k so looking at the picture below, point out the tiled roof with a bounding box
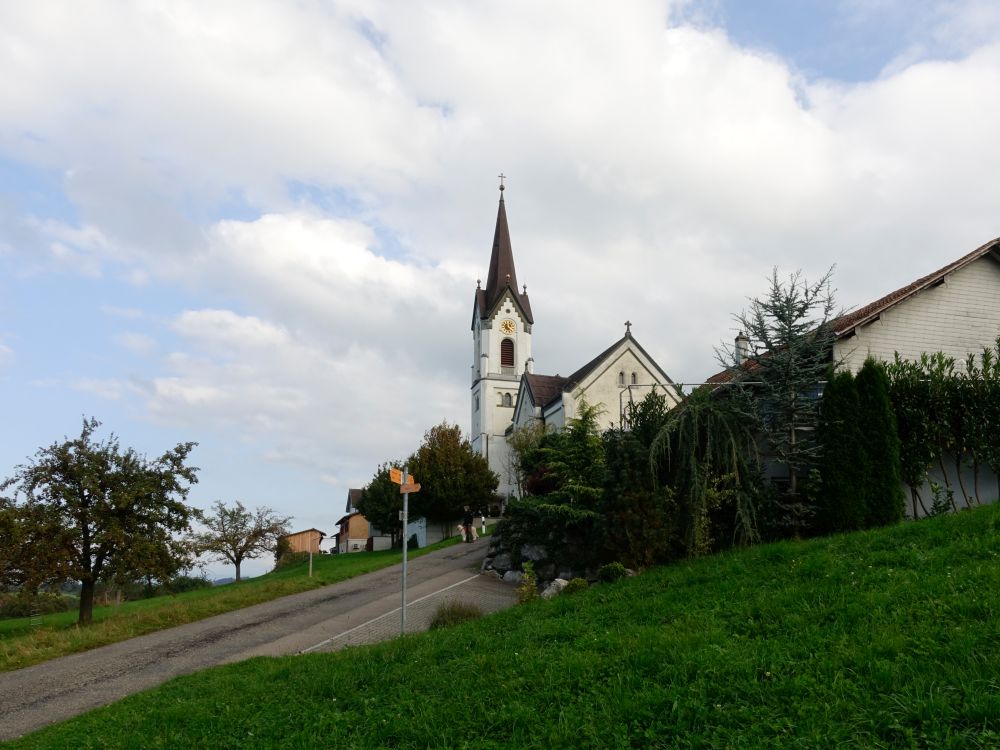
[830,236,1000,336]
[346,488,363,513]
[524,373,569,409]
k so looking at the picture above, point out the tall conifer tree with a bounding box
[856,358,905,526]
[816,369,867,532]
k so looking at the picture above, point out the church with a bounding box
[470,184,682,500]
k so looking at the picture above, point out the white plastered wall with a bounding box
[834,257,1000,373]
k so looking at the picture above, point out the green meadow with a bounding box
[9,505,1000,748]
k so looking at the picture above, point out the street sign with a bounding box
[390,467,403,484]
[400,482,421,493]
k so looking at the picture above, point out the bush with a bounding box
[428,602,483,630]
[0,592,72,618]
[165,574,213,594]
[563,578,589,594]
[517,562,539,604]
[597,562,628,583]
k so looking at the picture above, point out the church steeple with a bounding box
[476,181,533,323]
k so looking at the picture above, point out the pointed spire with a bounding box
[483,186,519,308]
[475,179,533,324]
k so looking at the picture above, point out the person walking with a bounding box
[462,506,475,543]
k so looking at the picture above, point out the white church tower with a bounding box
[471,180,533,500]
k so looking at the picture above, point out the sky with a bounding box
[3,0,1000,579]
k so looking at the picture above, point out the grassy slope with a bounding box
[0,535,465,673]
[9,506,1000,749]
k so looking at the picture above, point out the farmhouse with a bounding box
[708,236,1000,515]
[281,528,326,555]
[830,237,1000,372]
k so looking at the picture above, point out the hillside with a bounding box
[8,505,1000,748]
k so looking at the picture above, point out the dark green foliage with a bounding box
[600,430,674,568]
[885,341,1000,515]
[0,592,71,618]
[356,463,404,547]
[885,355,939,516]
[562,578,588,594]
[652,388,760,552]
[428,602,482,630]
[498,402,606,573]
[408,422,498,523]
[597,561,628,582]
[530,402,606,509]
[272,536,292,566]
[815,369,867,532]
[728,268,837,496]
[0,418,199,626]
[855,358,905,526]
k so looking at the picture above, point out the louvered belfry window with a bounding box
[500,338,515,368]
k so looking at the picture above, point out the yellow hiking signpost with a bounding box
[390,466,419,634]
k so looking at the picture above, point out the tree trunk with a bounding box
[79,578,96,626]
[235,560,242,582]
[937,454,958,511]
[954,453,971,508]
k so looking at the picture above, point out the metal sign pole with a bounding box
[401,465,409,635]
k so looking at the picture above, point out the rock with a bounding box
[541,578,568,600]
[520,544,547,562]
[491,553,511,572]
[502,570,524,585]
[536,563,556,581]
[557,570,579,581]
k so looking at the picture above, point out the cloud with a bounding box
[3,0,1000,494]
[0,343,12,368]
[115,332,156,357]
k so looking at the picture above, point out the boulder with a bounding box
[520,543,547,562]
[541,578,569,600]
[502,570,524,585]
[490,553,512,572]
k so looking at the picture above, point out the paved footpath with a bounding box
[0,540,516,742]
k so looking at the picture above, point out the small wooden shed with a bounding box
[282,528,326,554]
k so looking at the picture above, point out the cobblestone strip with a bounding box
[302,574,518,653]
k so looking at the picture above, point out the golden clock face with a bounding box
[499,319,516,335]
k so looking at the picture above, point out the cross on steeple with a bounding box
[498,172,506,192]
[624,320,632,336]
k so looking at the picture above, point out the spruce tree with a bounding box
[816,369,867,533]
[856,358,905,526]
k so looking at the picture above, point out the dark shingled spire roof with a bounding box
[476,193,533,323]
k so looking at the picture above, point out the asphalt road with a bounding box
[0,540,516,742]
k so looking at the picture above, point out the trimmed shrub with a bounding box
[563,578,589,594]
[816,369,867,533]
[597,562,627,583]
[856,358,905,526]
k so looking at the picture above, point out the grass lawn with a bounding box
[8,505,1000,748]
[0,531,472,673]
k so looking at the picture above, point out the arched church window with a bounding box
[501,338,515,368]
[502,393,512,407]
[631,372,638,385]
[618,371,625,386]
